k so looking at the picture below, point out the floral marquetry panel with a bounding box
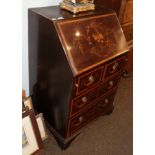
[55,13,128,75]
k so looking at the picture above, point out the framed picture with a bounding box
[36,113,48,141]
[23,96,33,110]
[22,109,43,155]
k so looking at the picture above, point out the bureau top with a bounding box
[29,5,115,21]
[29,6,129,75]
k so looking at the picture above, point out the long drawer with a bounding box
[70,76,120,117]
[68,90,116,136]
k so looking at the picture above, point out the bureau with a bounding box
[28,6,129,149]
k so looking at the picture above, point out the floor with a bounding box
[41,76,133,155]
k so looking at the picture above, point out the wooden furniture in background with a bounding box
[28,6,129,149]
[95,0,133,75]
[22,89,26,110]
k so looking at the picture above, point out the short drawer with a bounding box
[70,76,120,117]
[122,23,133,42]
[75,66,103,95]
[103,57,125,79]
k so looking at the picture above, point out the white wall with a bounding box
[22,0,61,95]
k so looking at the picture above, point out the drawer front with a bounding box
[70,76,120,117]
[68,90,116,136]
[122,23,133,42]
[75,67,103,95]
[103,57,125,79]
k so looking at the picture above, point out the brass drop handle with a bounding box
[73,116,83,127]
[104,98,109,104]
[97,98,109,109]
[89,76,94,83]
[107,80,114,89]
[75,83,79,87]
[109,62,119,74]
[82,96,87,103]
[79,116,83,122]
[109,80,114,86]
[84,75,94,86]
[112,62,119,70]
[76,96,88,108]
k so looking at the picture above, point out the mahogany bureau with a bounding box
[28,6,129,149]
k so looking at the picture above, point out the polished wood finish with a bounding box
[123,47,133,74]
[28,6,128,149]
[70,76,120,117]
[55,13,128,75]
[119,0,133,24]
[119,0,133,74]
[122,22,133,45]
[68,90,116,136]
[95,0,122,15]
[76,66,103,95]
[94,0,133,74]
[103,56,125,79]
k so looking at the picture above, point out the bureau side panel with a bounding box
[28,10,73,137]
